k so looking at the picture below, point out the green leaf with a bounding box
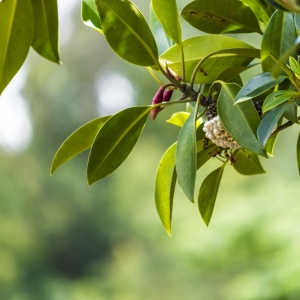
[261,10,297,72]
[233,149,265,175]
[176,100,199,202]
[87,106,151,184]
[240,0,270,24]
[266,116,283,156]
[262,90,299,112]
[283,102,298,123]
[51,116,110,174]
[198,165,224,226]
[297,132,300,175]
[181,0,262,34]
[235,72,287,103]
[155,143,177,236]
[258,103,288,149]
[0,0,33,94]
[197,144,214,170]
[289,56,300,76]
[82,0,102,33]
[196,123,206,141]
[186,103,194,113]
[96,0,158,66]
[149,3,173,55]
[152,0,181,46]
[30,0,60,63]
[216,65,257,84]
[167,112,201,128]
[159,35,259,84]
[217,82,265,156]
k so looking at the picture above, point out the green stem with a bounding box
[146,67,164,86]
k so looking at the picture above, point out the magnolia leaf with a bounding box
[51,116,110,174]
[167,112,201,128]
[262,90,298,113]
[181,0,262,34]
[266,117,283,156]
[198,165,225,226]
[152,0,182,47]
[31,0,60,63]
[0,0,33,94]
[216,65,256,84]
[149,3,173,55]
[258,103,288,149]
[96,0,158,66]
[235,72,287,103]
[289,56,300,76]
[196,144,215,170]
[82,0,102,33]
[283,102,298,123]
[176,100,199,202]
[233,149,265,175]
[217,82,265,156]
[87,106,151,184]
[240,0,270,24]
[155,143,177,236]
[261,10,297,73]
[159,35,259,84]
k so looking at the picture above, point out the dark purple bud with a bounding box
[151,85,165,121]
[163,89,173,102]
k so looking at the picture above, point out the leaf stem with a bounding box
[146,67,164,85]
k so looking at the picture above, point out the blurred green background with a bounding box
[1,1,300,299]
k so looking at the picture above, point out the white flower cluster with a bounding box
[203,116,240,149]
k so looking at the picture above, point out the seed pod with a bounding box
[151,85,166,121]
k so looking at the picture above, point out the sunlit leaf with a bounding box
[235,72,287,104]
[261,10,297,72]
[198,165,225,226]
[217,82,265,156]
[155,143,177,236]
[167,112,201,128]
[216,65,257,84]
[51,116,110,175]
[30,0,60,63]
[240,0,270,24]
[176,100,199,202]
[262,90,298,112]
[0,0,33,94]
[159,36,259,84]
[96,0,158,66]
[266,117,283,156]
[152,0,181,46]
[181,0,262,34]
[149,2,173,55]
[258,103,288,149]
[82,0,102,33]
[233,149,265,175]
[87,106,151,184]
[289,56,300,76]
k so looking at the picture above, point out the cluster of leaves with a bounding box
[2,0,300,235]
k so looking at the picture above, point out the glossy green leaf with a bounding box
[235,72,287,103]
[186,103,194,113]
[181,0,262,34]
[167,112,201,128]
[198,165,224,226]
[152,0,181,46]
[87,106,151,184]
[261,10,297,72]
[149,3,173,55]
[258,103,288,148]
[197,144,214,170]
[297,132,300,175]
[217,83,265,156]
[96,0,158,66]
[82,0,102,33]
[51,116,111,174]
[176,100,199,202]
[233,149,265,175]
[196,123,206,142]
[283,102,298,123]
[240,0,270,24]
[266,120,281,157]
[289,56,300,76]
[155,143,177,236]
[0,0,33,94]
[159,36,259,84]
[30,0,60,63]
[216,65,256,83]
[294,13,300,33]
[262,90,298,112]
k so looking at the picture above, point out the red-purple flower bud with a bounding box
[163,89,173,102]
[151,85,165,121]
